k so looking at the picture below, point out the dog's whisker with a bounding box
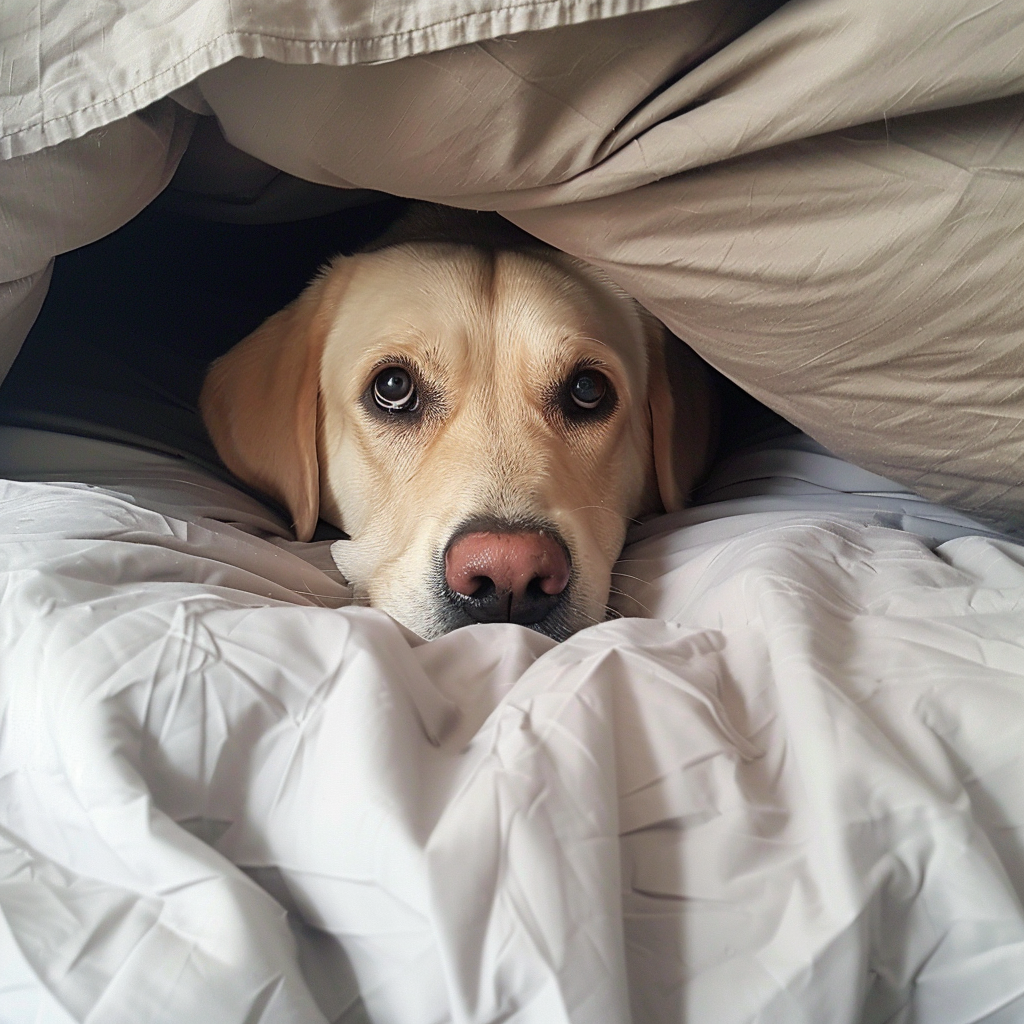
[607,588,655,616]
[613,604,652,619]
[564,504,641,526]
[288,578,371,608]
[288,585,329,607]
[609,570,651,584]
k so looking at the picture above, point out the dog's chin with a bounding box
[413,593,595,642]
[329,538,605,640]
[390,601,600,642]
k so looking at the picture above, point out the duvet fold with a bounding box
[2,478,1024,1022]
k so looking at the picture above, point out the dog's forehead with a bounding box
[327,243,648,379]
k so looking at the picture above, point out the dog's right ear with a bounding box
[199,261,352,541]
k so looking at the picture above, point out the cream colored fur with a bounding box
[200,216,713,639]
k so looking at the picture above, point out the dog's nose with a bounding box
[445,530,570,625]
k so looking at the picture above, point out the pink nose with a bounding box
[445,530,570,625]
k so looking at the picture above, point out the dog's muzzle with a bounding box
[443,527,571,626]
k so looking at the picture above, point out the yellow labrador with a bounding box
[200,207,714,640]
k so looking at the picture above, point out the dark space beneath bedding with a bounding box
[0,198,408,481]
[0,196,791,521]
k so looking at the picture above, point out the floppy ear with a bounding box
[199,262,351,541]
[644,318,717,513]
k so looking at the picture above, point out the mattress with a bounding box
[2,426,1023,1023]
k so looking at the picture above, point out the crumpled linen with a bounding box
[2,474,1024,1022]
[190,10,1024,525]
[0,0,689,161]
[5,1,1024,523]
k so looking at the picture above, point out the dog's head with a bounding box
[200,213,713,640]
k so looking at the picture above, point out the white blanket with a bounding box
[2,434,1024,1023]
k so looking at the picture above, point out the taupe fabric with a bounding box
[510,105,1024,525]
[0,0,694,375]
[3,0,1024,525]
[0,100,194,380]
[0,0,686,160]
[197,0,1024,208]
[195,1,1024,526]
[195,2,773,201]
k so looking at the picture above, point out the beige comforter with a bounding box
[2,0,1024,522]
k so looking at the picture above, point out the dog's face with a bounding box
[201,229,713,640]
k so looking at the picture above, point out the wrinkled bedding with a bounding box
[5,1,1024,1018]
[2,430,1024,1023]
[5,1,1024,522]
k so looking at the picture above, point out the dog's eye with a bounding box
[569,370,608,410]
[373,366,417,411]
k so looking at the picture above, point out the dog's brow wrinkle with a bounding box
[483,249,499,311]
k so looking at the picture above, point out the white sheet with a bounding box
[2,434,1024,1023]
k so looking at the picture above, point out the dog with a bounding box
[200,206,715,640]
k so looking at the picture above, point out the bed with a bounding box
[2,2,1024,1021]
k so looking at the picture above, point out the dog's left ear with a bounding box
[200,261,352,541]
[643,317,717,513]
